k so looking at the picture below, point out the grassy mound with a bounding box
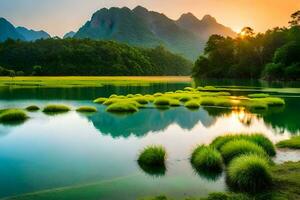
[227,154,272,193]
[153,97,170,106]
[253,97,285,106]
[93,97,108,104]
[106,102,139,113]
[138,145,166,167]
[169,99,181,107]
[211,134,276,156]
[248,93,270,98]
[76,106,97,113]
[220,139,268,163]
[43,104,70,113]
[276,136,300,149]
[26,105,40,111]
[184,100,200,109]
[0,109,28,123]
[191,145,223,172]
[133,97,149,105]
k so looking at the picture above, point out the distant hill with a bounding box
[176,13,236,40]
[0,18,25,42]
[74,6,236,60]
[16,27,50,41]
[63,31,76,39]
[0,17,50,42]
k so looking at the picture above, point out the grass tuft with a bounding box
[106,102,139,113]
[191,145,223,172]
[153,97,170,106]
[25,105,40,111]
[184,100,200,109]
[138,145,166,167]
[211,134,276,157]
[0,109,28,123]
[93,97,108,104]
[220,139,268,163]
[76,106,97,113]
[43,104,70,113]
[227,154,272,193]
[248,93,270,98]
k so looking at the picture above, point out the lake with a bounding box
[0,79,299,200]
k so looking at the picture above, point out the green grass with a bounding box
[190,145,223,172]
[25,105,40,111]
[169,99,181,107]
[106,102,139,113]
[138,145,166,167]
[227,154,272,193]
[93,97,108,104]
[248,93,270,98]
[133,97,149,105]
[211,134,276,157]
[43,104,71,113]
[184,100,200,109]
[0,109,28,123]
[220,139,268,163]
[76,106,97,113]
[276,136,300,149]
[252,97,285,106]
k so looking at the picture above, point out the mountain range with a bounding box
[0,6,236,60]
[0,18,50,42]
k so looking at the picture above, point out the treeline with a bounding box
[0,38,192,76]
[192,11,300,81]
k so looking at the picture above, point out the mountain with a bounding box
[63,31,76,39]
[0,18,25,42]
[74,6,204,60]
[176,13,236,40]
[16,26,50,41]
[74,6,236,60]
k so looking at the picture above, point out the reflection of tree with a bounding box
[88,107,219,138]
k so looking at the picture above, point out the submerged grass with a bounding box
[43,104,70,113]
[76,106,97,113]
[276,136,300,149]
[227,154,272,193]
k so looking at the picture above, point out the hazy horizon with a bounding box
[1,0,299,37]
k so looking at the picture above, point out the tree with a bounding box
[289,10,300,27]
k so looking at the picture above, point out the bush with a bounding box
[191,145,223,171]
[106,102,139,113]
[211,134,276,156]
[185,100,200,109]
[76,106,97,112]
[138,145,166,167]
[220,139,268,163]
[43,104,70,113]
[25,105,40,111]
[227,154,272,193]
[276,136,300,149]
[93,97,108,104]
[0,109,28,122]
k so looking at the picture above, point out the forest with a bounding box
[192,11,300,80]
[0,39,192,76]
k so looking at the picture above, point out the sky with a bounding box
[1,0,299,37]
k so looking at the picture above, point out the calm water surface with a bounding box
[0,81,299,200]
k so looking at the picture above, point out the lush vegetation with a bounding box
[192,11,300,80]
[276,136,300,149]
[0,39,192,76]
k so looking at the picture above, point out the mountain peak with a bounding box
[201,15,217,23]
[178,12,199,22]
[133,5,148,13]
